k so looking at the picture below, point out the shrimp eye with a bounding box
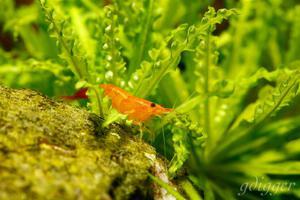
[150,103,156,107]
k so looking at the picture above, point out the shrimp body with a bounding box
[100,84,172,123]
[62,84,172,123]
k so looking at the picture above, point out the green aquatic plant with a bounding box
[1,0,300,199]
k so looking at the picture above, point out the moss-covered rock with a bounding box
[0,86,157,200]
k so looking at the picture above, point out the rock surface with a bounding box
[0,86,157,200]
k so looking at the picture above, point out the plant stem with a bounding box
[148,173,185,200]
[204,33,211,158]
[91,86,104,118]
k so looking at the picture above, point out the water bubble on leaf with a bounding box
[120,81,126,87]
[200,41,206,49]
[196,61,204,70]
[221,104,228,110]
[214,116,221,123]
[198,77,205,84]
[154,61,161,68]
[105,71,114,80]
[105,63,111,69]
[133,74,139,81]
[103,43,109,50]
[105,25,112,33]
[128,81,134,89]
[114,37,120,43]
[106,55,113,61]
[124,17,129,24]
[175,121,181,126]
[219,110,226,117]
[131,2,136,10]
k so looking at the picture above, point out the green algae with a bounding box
[0,86,157,200]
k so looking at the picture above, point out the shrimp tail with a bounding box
[61,88,88,100]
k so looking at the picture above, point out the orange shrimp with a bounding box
[62,84,172,123]
[100,84,172,123]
